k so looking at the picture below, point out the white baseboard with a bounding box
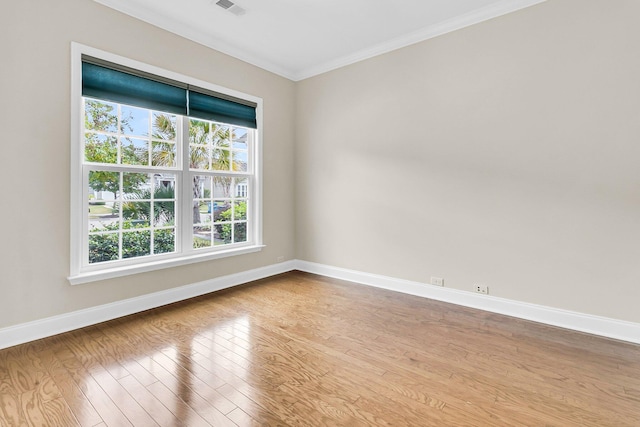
[2,259,638,350]
[294,260,640,345]
[0,260,296,350]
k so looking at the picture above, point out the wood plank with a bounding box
[136,354,237,426]
[41,397,81,427]
[36,340,103,427]
[215,383,313,427]
[0,352,27,427]
[145,381,212,427]
[1,271,639,426]
[0,343,65,427]
[152,349,236,414]
[118,374,181,427]
[225,407,260,427]
[51,339,134,427]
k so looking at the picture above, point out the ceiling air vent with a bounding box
[215,0,234,9]
[215,0,246,15]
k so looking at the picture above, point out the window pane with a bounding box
[211,124,230,158]
[154,177,176,199]
[193,175,210,226]
[154,201,175,226]
[189,119,235,171]
[234,201,247,221]
[234,223,247,243]
[122,202,150,227]
[152,142,176,167]
[88,170,119,200]
[197,176,212,199]
[211,125,230,149]
[152,112,177,141]
[213,201,231,223]
[121,137,148,166]
[122,230,151,258]
[196,203,211,225]
[214,224,229,246]
[121,105,150,137]
[189,119,209,170]
[189,118,209,144]
[193,225,212,249]
[122,172,150,198]
[154,229,175,254]
[85,134,118,164]
[198,209,212,225]
[235,178,248,198]
[213,177,232,198]
[88,197,117,232]
[212,148,231,171]
[85,99,118,133]
[189,145,208,170]
[88,232,119,264]
[232,151,248,172]
[232,127,248,149]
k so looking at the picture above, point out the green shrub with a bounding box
[217,202,246,243]
[154,229,175,254]
[88,221,174,263]
[88,232,119,263]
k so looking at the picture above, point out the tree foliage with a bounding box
[152,116,240,224]
[84,100,147,195]
[122,185,175,226]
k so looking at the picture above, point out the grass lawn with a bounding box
[89,204,113,215]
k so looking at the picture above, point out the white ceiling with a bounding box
[94,0,546,81]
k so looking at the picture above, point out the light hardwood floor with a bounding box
[0,271,639,426]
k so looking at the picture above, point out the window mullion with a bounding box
[117,104,122,165]
[180,116,193,253]
[118,171,123,261]
[248,130,256,245]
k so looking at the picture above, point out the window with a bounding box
[70,44,263,284]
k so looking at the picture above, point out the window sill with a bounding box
[68,244,265,285]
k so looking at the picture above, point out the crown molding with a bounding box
[94,0,546,82]
[292,0,547,80]
[93,0,297,80]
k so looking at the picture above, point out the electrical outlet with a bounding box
[430,277,444,287]
[276,256,285,263]
[474,284,488,294]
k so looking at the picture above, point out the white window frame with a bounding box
[69,43,264,285]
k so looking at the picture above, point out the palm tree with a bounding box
[152,115,240,224]
[122,185,175,226]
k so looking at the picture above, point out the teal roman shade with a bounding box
[82,62,187,115]
[82,56,257,129]
[189,90,257,129]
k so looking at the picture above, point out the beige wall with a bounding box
[2,0,639,331]
[0,0,295,328]
[295,0,640,323]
